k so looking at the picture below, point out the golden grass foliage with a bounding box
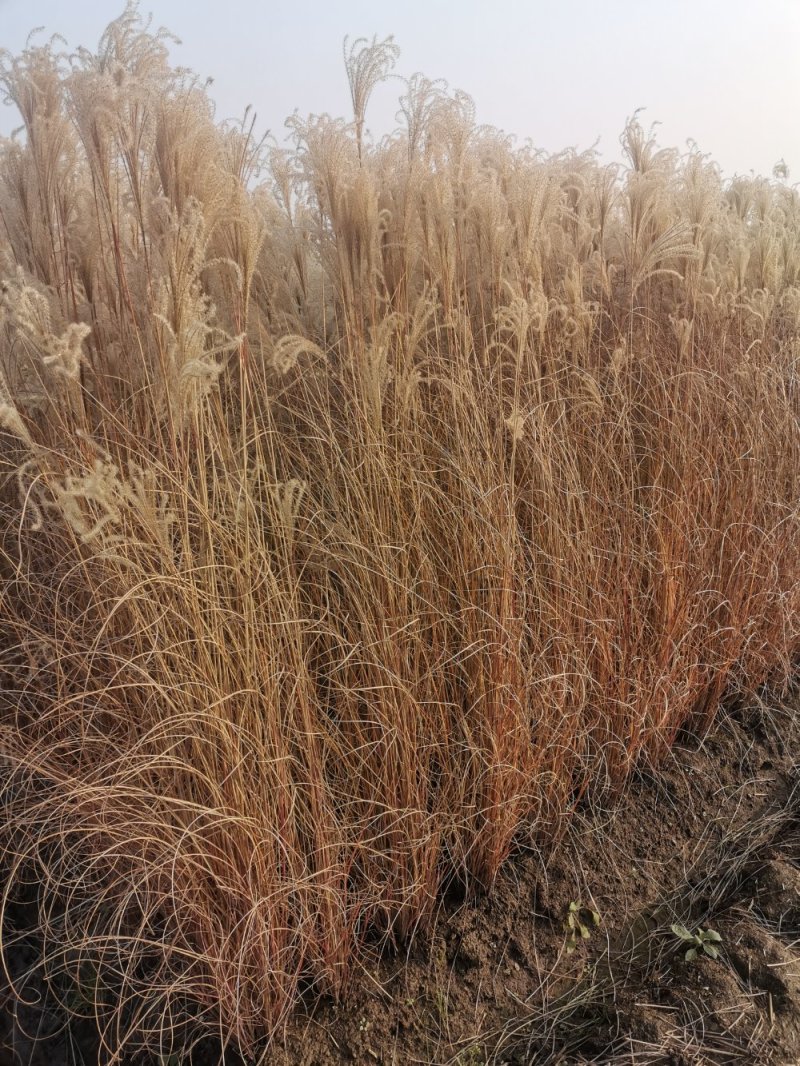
[0,5,797,1058]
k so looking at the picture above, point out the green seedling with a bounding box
[564,900,601,953]
[455,1048,485,1065]
[671,922,723,962]
[434,987,449,1024]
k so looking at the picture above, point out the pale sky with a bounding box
[1,0,798,179]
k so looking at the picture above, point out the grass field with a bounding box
[0,6,798,1061]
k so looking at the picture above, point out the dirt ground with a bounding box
[2,688,798,1066]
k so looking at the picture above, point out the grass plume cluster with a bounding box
[0,6,797,1058]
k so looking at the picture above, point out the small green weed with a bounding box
[564,901,601,953]
[671,923,723,962]
[454,1047,485,1065]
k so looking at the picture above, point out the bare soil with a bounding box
[2,690,798,1066]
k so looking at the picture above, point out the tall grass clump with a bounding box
[0,5,797,1058]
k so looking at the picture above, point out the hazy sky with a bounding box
[1,0,798,179]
